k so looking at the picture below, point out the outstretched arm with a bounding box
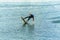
[33,17,34,21]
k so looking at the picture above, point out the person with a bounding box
[24,13,34,22]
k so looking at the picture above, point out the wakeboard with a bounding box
[21,17,27,24]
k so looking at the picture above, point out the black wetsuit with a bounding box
[24,14,34,21]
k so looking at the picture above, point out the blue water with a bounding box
[0,2,60,40]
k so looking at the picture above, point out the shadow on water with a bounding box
[27,23,34,34]
[52,20,60,23]
[22,23,35,40]
[22,23,35,35]
[17,23,35,35]
[22,23,34,27]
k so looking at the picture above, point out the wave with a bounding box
[0,2,60,7]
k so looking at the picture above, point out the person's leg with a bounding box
[27,18,30,21]
[27,17,34,22]
[24,16,29,19]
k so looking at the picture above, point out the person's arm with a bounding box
[33,17,34,21]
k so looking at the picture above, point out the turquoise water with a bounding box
[0,3,60,40]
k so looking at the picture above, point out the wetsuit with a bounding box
[24,14,34,21]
